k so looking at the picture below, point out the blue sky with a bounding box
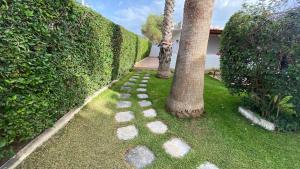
[78,0,254,35]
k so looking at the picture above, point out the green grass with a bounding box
[18,71,300,169]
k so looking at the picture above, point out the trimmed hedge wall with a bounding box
[0,0,151,158]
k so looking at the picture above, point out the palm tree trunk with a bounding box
[157,0,175,78]
[166,0,214,118]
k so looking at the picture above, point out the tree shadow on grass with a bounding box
[111,24,123,81]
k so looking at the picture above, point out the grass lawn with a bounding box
[18,71,300,169]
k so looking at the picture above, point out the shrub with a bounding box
[0,0,151,159]
[220,9,300,131]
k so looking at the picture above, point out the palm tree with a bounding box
[157,0,175,78]
[166,0,215,118]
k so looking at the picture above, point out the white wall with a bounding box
[150,34,221,70]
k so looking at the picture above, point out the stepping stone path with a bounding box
[121,86,131,91]
[197,162,219,169]
[163,138,191,158]
[114,72,192,168]
[124,82,135,86]
[125,146,155,169]
[137,94,149,99]
[136,88,147,92]
[115,111,134,123]
[119,93,131,99]
[143,109,157,118]
[138,100,152,107]
[139,84,147,87]
[146,121,168,134]
[117,125,138,140]
[129,78,137,82]
[116,101,132,108]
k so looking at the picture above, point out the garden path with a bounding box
[115,72,218,169]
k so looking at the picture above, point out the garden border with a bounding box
[0,80,119,169]
[238,107,276,131]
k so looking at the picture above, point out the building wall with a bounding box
[149,33,221,70]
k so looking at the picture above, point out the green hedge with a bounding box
[0,0,151,159]
[220,10,300,131]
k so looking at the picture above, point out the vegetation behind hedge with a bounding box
[0,0,151,159]
[220,7,300,131]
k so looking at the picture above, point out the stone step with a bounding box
[117,125,138,140]
[125,146,155,169]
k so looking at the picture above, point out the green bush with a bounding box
[220,9,300,131]
[0,0,151,159]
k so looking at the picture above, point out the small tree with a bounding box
[141,14,163,43]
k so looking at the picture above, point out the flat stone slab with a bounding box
[144,74,150,77]
[116,101,132,108]
[197,162,219,169]
[139,84,147,87]
[137,94,149,99]
[137,88,147,92]
[124,82,135,86]
[143,109,157,118]
[143,77,150,79]
[163,138,191,158]
[129,78,137,82]
[115,111,135,123]
[121,86,132,91]
[125,146,155,169]
[132,76,140,79]
[119,93,131,99]
[117,125,138,140]
[138,100,152,107]
[141,80,148,83]
[146,121,168,134]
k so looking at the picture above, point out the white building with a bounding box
[149,24,222,70]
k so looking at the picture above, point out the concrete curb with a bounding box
[0,80,118,169]
[238,106,276,131]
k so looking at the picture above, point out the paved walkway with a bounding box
[134,57,159,70]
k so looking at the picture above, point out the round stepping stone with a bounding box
[125,146,155,169]
[163,138,191,158]
[138,100,152,107]
[143,77,150,79]
[115,111,134,123]
[137,88,147,92]
[146,121,168,134]
[124,82,135,86]
[116,101,132,108]
[121,86,132,91]
[141,80,148,83]
[119,93,131,99]
[132,76,140,79]
[197,162,219,169]
[137,94,148,99]
[117,125,138,140]
[139,84,147,87]
[144,74,150,77]
[143,109,157,118]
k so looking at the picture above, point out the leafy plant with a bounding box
[221,2,300,131]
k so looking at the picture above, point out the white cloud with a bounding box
[114,6,151,22]
[154,0,164,6]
